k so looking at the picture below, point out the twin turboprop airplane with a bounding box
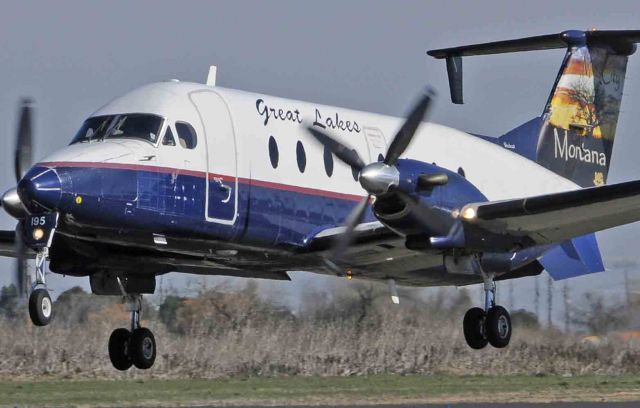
[2,29,640,370]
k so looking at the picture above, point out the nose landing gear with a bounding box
[22,213,59,327]
[463,273,512,349]
[108,281,156,371]
[28,248,53,326]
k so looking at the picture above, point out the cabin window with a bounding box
[457,167,466,178]
[162,126,176,146]
[269,136,279,168]
[175,122,197,149]
[296,141,306,173]
[323,145,333,177]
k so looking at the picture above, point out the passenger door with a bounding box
[189,90,238,224]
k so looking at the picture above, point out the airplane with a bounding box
[1,29,639,371]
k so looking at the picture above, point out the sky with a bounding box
[1,0,640,324]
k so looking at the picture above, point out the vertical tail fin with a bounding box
[536,35,632,186]
[428,30,640,187]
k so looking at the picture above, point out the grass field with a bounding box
[1,374,640,407]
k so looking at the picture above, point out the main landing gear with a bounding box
[108,281,156,370]
[463,273,512,350]
[28,248,53,326]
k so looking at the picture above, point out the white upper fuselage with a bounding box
[43,80,577,205]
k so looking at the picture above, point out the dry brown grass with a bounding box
[1,282,640,380]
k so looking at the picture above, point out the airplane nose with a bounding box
[17,167,62,212]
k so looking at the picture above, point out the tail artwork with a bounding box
[428,30,640,187]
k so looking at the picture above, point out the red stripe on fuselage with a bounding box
[39,161,364,202]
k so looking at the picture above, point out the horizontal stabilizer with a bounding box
[428,33,567,59]
[427,30,640,103]
[539,234,604,280]
[428,30,640,59]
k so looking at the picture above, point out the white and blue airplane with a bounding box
[1,30,640,370]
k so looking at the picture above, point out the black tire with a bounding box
[108,328,132,371]
[463,307,488,349]
[130,328,156,369]
[28,288,52,326]
[486,305,512,348]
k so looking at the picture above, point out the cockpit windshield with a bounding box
[71,114,164,145]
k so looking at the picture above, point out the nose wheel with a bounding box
[28,288,52,326]
[108,291,157,370]
[28,248,53,326]
[463,274,512,349]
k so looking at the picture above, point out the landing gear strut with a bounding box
[108,280,156,370]
[463,273,512,349]
[28,248,52,326]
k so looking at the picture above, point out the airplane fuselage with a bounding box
[20,80,578,286]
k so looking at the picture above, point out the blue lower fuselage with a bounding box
[29,162,367,250]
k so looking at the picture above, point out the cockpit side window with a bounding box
[175,122,197,149]
[162,126,176,146]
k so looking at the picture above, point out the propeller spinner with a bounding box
[307,89,436,271]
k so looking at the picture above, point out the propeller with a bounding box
[1,99,35,296]
[15,99,33,183]
[307,88,436,272]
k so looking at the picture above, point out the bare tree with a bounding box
[563,76,599,136]
[569,292,629,335]
[547,275,553,329]
[563,281,570,332]
[534,277,540,317]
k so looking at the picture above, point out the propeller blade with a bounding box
[384,89,436,166]
[307,127,366,171]
[395,191,451,233]
[328,195,371,269]
[15,98,34,183]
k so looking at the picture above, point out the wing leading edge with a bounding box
[462,179,640,246]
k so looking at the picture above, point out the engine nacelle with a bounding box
[443,247,547,275]
[373,159,486,239]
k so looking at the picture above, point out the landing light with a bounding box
[461,207,476,220]
[33,228,44,241]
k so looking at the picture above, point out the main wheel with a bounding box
[108,328,132,371]
[130,328,156,369]
[28,288,53,326]
[486,305,512,348]
[463,307,488,349]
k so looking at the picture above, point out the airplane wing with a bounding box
[461,179,640,247]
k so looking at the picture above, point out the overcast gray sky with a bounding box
[1,1,640,317]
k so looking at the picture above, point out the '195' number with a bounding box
[31,216,47,226]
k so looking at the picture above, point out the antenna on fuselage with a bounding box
[206,65,217,86]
